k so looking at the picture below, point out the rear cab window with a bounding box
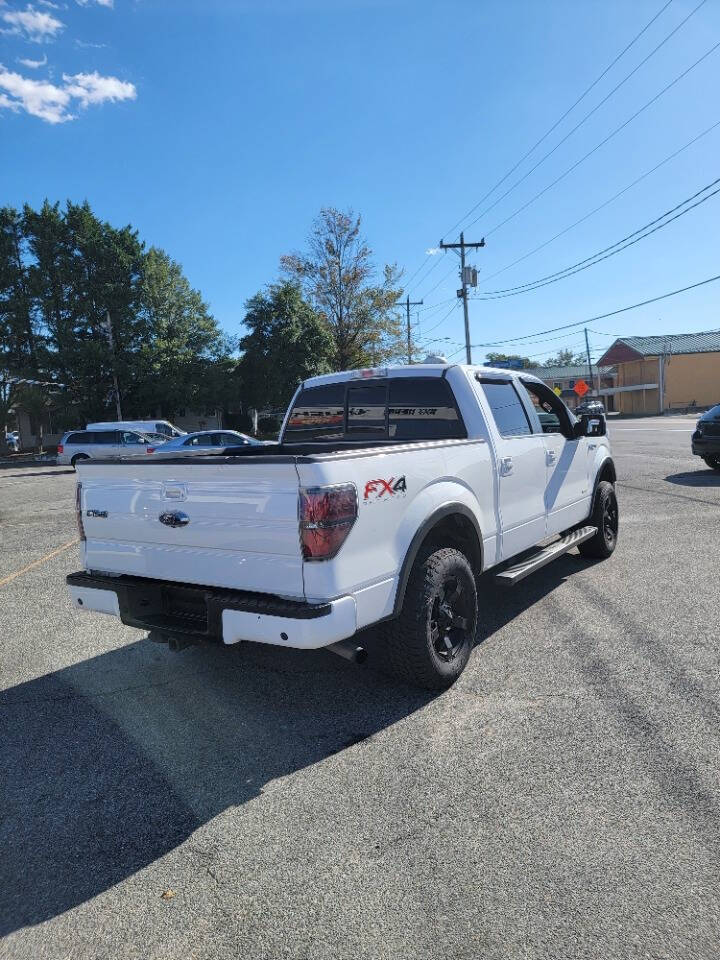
[284,377,466,443]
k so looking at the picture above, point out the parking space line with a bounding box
[0,538,79,588]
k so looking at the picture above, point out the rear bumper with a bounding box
[66,571,357,649]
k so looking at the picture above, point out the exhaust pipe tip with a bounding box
[326,640,367,665]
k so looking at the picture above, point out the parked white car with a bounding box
[86,420,186,439]
[145,430,261,455]
[68,363,617,688]
[57,429,158,467]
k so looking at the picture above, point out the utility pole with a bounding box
[439,231,485,364]
[402,295,423,364]
[103,311,123,421]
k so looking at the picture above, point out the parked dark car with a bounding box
[691,404,720,471]
[575,399,605,416]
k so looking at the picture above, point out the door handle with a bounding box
[499,457,513,476]
[546,449,557,465]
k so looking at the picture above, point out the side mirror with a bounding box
[574,414,606,438]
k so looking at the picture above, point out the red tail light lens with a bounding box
[299,483,357,561]
[146,447,155,454]
[76,482,85,542]
[57,443,64,454]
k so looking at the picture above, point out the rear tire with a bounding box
[380,547,478,690]
[702,455,720,472]
[578,480,618,559]
[71,454,89,469]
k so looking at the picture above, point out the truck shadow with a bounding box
[0,639,437,935]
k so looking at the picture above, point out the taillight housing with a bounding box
[57,443,64,454]
[299,483,357,561]
[76,482,85,542]
[146,447,155,454]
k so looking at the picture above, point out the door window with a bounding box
[122,431,146,445]
[519,379,575,438]
[481,381,532,438]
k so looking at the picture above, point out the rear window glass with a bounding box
[481,381,532,438]
[66,432,87,444]
[389,379,463,439]
[284,378,465,443]
[286,384,346,441]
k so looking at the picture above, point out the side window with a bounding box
[388,378,465,440]
[520,379,574,437]
[66,433,84,444]
[481,381,532,438]
[183,435,205,446]
[122,431,145,445]
[347,384,387,437]
[222,433,244,445]
[210,433,225,446]
[285,384,345,441]
[95,431,117,444]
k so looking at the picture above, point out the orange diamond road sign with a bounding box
[574,379,589,397]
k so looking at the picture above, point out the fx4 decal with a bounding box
[363,476,407,501]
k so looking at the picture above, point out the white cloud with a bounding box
[76,0,113,7]
[17,53,48,68]
[37,1,61,8]
[75,38,106,48]
[425,247,440,256]
[0,64,136,123]
[62,71,135,107]
[1,4,64,42]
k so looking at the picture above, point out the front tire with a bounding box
[578,480,619,559]
[380,547,478,689]
[702,455,720,472]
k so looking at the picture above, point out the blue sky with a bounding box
[2,0,720,365]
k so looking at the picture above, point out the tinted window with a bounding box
[66,432,87,444]
[347,384,387,437]
[221,433,245,445]
[184,434,211,447]
[94,431,118,444]
[388,378,463,440]
[285,384,345,440]
[481,381,532,438]
[122,431,145,445]
[285,378,466,443]
[155,423,172,436]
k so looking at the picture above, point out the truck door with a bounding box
[477,377,547,558]
[517,379,591,536]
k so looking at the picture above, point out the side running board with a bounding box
[494,525,597,587]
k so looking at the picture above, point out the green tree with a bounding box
[543,349,587,367]
[133,247,234,419]
[484,352,534,369]
[281,207,404,369]
[239,282,333,414]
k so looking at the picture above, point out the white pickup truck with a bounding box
[67,363,618,688]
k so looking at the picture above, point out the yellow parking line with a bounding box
[0,538,79,588]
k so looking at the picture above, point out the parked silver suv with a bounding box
[57,429,155,467]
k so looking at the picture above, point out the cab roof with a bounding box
[303,363,544,389]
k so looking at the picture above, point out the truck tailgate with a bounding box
[77,460,305,597]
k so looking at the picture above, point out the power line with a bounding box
[481,117,720,284]
[467,272,720,349]
[474,175,720,299]
[416,300,460,340]
[472,38,720,240]
[443,0,677,239]
[404,1,676,297]
[454,0,707,236]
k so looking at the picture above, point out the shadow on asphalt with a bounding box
[665,469,720,487]
[0,555,586,935]
[0,638,439,935]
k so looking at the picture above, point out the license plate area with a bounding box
[125,582,209,636]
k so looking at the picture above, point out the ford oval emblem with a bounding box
[159,510,190,528]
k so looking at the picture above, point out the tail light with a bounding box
[299,483,357,561]
[146,447,155,454]
[76,482,85,542]
[57,443,64,454]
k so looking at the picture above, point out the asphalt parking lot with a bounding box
[1,416,718,960]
